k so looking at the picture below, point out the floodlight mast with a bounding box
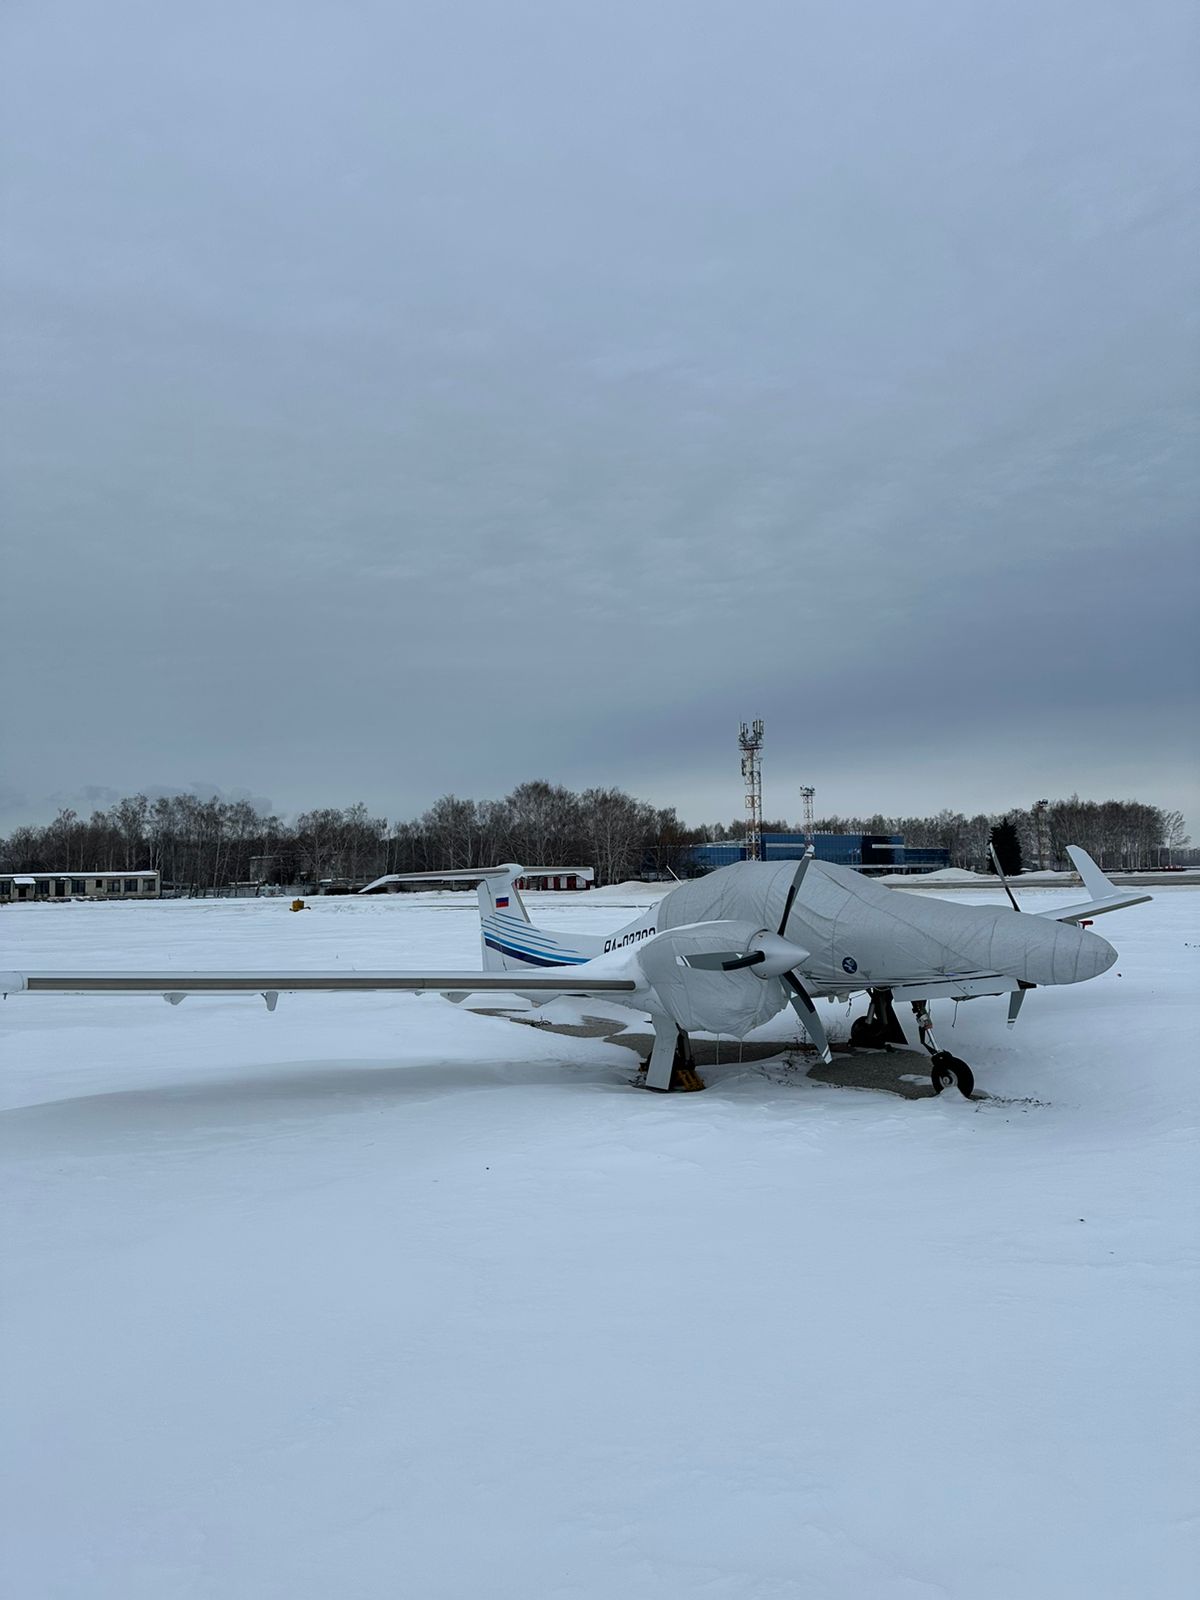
[738,719,765,862]
[1033,799,1049,872]
[799,785,815,849]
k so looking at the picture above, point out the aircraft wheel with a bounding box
[930,1052,975,1099]
[850,1015,888,1048]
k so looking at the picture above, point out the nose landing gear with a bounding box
[911,1003,976,1099]
[929,1053,975,1097]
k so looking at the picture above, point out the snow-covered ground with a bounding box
[3,887,1197,1599]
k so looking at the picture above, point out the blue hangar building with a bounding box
[683,833,950,876]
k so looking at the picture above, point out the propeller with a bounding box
[679,859,833,1063]
[776,851,811,938]
[781,970,832,1062]
[685,949,752,972]
[685,931,811,976]
[989,842,1021,912]
[720,950,765,972]
[989,848,1036,1029]
[775,856,833,1064]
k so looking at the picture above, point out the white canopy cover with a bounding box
[657,859,1115,994]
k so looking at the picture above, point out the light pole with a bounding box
[738,721,764,862]
[1032,799,1049,871]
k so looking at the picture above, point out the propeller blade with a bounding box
[989,842,1021,913]
[721,951,766,972]
[776,855,813,937]
[782,971,832,1064]
[686,950,760,971]
[684,933,811,977]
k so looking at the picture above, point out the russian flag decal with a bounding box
[496,896,509,908]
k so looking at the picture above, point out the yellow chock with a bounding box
[290,898,308,912]
[635,1055,706,1092]
[670,1064,706,1092]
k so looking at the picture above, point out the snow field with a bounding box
[2,888,1197,1599]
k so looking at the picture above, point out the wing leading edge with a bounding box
[1,971,637,997]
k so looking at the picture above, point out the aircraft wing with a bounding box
[0,970,637,999]
[868,973,1019,1003]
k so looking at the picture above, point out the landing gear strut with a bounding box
[643,1017,705,1092]
[850,988,908,1049]
[911,1003,975,1099]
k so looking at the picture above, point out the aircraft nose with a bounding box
[1078,926,1118,981]
[1030,921,1117,985]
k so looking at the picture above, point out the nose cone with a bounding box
[1025,920,1117,986]
[750,931,812,978]
[1078,926,1118,981]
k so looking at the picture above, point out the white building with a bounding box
[514,869,594,891]
[0,871,161,902]
[360,866,595,895]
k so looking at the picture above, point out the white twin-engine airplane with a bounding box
[2,846,1148,1098]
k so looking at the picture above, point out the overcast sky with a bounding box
[3,0,1197,835]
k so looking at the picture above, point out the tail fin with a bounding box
[477,864,605,972]
[1037,846,1153,924]
[1067,846,1117,903]
[477,864,530,927]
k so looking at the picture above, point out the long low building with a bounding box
[359,867,595,894]
[683,833,950,875]
[0,871,161,902]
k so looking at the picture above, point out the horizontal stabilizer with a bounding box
[1038,846,1152,924]
[360,865,522,894]
[1039,893,1152,924]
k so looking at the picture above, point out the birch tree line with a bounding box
[0,782,690,889]
[0,785,1189,888]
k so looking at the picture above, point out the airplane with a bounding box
[0,845,1149,1098]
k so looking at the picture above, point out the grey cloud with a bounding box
[2,0,1197,833]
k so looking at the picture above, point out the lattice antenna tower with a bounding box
[1032,799,1049,872]
[799,786,816,849]
[738,720,765,862]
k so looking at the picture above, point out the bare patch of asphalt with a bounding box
[478,1010,943,1100]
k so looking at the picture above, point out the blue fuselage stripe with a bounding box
[488,925,564,949]
[484,937,589,967]
[483,920,573,953]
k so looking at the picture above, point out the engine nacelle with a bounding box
[635,921,802,1036]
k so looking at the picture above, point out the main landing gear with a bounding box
[642,1019,705,1093]
[849,988,908,1049]
[911,1002,975,1099]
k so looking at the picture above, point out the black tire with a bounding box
[930,1052,975,1099]
[850,1015,888,1049]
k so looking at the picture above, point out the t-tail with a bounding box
[478,865,606,971]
